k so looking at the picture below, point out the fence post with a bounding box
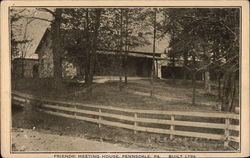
[134,113,138,134]
[170,115,175,140]
[224,118,230,147]
[98,108,102,128]
[24,98,28,107]
[37,100,42,112]
[24,98,30,107]
[74,104,77,119]
[56,103,59,112]
[25,98,28,104]
[24,98,31,111]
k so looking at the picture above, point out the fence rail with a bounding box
[12,91,240,147]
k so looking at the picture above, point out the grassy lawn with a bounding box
[11,77,239,151]
[12,77,228,112]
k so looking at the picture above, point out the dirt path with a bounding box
[12,128,145,152]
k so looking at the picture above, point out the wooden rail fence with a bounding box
[12,91,240,147]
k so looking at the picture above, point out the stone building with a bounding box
[34,29,54,78]
[12,58,39,78]
[35,28,167,79]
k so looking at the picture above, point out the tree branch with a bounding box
[183,64,193,72]
[19,16,52,23]
[196,62,213,72]
[37,8,55,16]
[218,55,239,67]
[15,9,26,15]
[219,21,237,40]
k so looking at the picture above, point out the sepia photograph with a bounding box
[1,0,249,158]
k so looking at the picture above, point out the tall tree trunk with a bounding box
[171,56,176,84]
[156,59,159,78]
[84,8,91,86]
[20,18,29,78]
[21,58,25,78]
[217,71,222,100]
[124,56,128,85]
[192,71,197,106]
[52,8,63,90]
[204,71,211,93]
[171,23,176,84]
[150,9,156,97]
[91,9,101,83]
[183,69,187,81]
[183,52,188,81]
[119,9,124,91]
[21,49,25,78]
[221,71,236,112]
[124,9,129,85]
[191,53,196,106]
[78,58,85,79]
[85,8,102,87]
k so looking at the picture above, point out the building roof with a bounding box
[34,28,51,54]
[35,28,169,59]
[131,34,169,54]
[97,50,163,59]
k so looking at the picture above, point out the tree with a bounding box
[163,8,239,108]
[53,8,169,91]
[150,8,157,97]
[20,17,34,78]
[118,8,124,91]
[60,8,88,80]
[162,9,181,84]
[60,8,103,86]
[88,8,102,86]
[10,8,26,60]
[121,8,152,86]
[10,8,36,78]
[11,8,64,89]
[51,8,63,90]
[210,9,239,112]
[97,8,153,89]
[123,9,129,85]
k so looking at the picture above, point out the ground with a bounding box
[11,77,239,152]
[12,128,145,152]
[13,77,231,111]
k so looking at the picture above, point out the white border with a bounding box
[1,1,249,158]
